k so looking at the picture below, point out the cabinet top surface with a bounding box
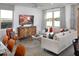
[18,26,36,28]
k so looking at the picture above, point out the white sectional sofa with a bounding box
[41,30,77,54]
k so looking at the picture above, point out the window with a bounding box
[45,12,53,27]
[46,20,52,27]
[45,10,60,28]
[0,10,13,29]
[0,10,13,19]
[45,12,52,19]
[54,21,60,27]
[54,11,60,27]
[54,11,60,19]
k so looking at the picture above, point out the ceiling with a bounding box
[0,3,78,10]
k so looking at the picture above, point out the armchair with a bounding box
[6,28,13,39]
[5,28,18,42]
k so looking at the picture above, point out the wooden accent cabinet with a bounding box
[17,26,36,39]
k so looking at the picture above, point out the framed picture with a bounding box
[19,15,34,25]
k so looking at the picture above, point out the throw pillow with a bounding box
[45,28,48,32]
[64,29,69,32]
[48,33,55,39]
[49,27,53,32]
[60,28,64,32]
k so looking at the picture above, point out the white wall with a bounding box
[13,6,43,33]
[0,4,14,41]
[65,5,71,29]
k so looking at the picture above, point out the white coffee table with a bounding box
[32,35,43,41]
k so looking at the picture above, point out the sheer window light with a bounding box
[0,10,13,19]
[46,21,52,27]
[54,21,60,27]
[54,11,60,18]
[45,12,52,19]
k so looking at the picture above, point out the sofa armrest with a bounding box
[41,37,60,48]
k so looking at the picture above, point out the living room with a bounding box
[0,3,79,56]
